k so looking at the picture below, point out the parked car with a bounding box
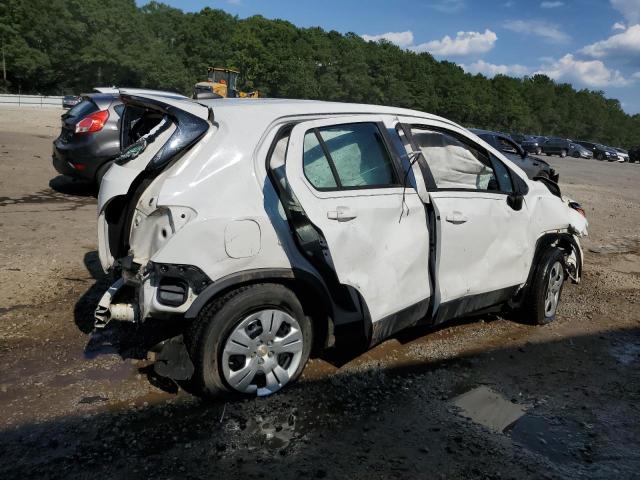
[576,141,619,161]
[541,137,573,157]
[95,96,588,398]
[52,93,123,185]
[62,95,81,109]
[469,129,558,182]
[521,135,546,155]
[629,145,640,163]
[568,143,593,159]
[614,147,629,162]
[52,89,187,186]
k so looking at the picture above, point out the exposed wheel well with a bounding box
[185,272,335,355]
[510,232,582,309]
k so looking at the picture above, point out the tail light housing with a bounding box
[569,201,586,217]
[75,110,109,134]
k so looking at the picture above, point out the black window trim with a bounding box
[302,121,404,192]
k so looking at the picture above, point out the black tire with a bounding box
[523,248,565,325]
[560,149,567,158]
[185,283,312,398]
[572,151,580,158]
[536,147,542,155]
[597,153,603,160]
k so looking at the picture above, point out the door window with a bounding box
[303,122,398,190]
[410,128,501,191]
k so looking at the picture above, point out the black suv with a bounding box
[470,129,558,181]
[576,141,619,161]
[629,145,640,163]
[542,137,573,157]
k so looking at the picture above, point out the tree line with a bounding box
[1,0,639,147]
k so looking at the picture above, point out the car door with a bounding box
[397,119,532,322]
[284,116,431,328]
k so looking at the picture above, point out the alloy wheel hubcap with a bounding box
[544,261,564,317]
[221,309,304,396]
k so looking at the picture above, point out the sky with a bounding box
[144,0,640,114]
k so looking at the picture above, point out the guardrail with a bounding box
[0,94,64,108]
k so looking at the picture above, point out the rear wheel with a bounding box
[560,149,567,158]
[185,284,312,398]
[523,248,565,325]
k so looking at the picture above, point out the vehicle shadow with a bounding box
[49,174,97,197]
[1,326,638,479]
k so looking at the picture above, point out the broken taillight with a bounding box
[75,110,109,134]
[569,201,586,217]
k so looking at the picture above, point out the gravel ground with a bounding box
[0,107,639,479]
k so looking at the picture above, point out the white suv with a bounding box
[95,94,588,397]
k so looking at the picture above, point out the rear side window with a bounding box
[303,122,398,190]
[67,99,98,118]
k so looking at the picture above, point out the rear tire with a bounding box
[185,284,312,398]
[523,248,565,325]
[560,149,567,158]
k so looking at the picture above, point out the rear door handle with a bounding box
[327,206,357,222]
[445,211,467,224]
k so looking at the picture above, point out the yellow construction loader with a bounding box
[193,67,259,99]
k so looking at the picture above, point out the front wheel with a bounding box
[573,151,580,158]
[536,147,542,155]
[523,248,565,325]
[186,284,312,398]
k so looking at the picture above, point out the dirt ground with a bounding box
[1,106,639,479]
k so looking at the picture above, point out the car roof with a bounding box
[196,97,459,127]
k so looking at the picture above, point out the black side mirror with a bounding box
[507,193,524,211]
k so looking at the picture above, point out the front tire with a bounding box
[536,147,542,155]
[186,284,312,398]
[523,248,565,325]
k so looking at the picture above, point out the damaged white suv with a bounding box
[96,94,587,397]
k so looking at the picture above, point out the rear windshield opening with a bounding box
[121,107,165,149]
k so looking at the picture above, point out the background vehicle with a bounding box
[520,135,546,155]
[614,147,629,162]
[629,145,640,163]
[470,129,558,181]
[542,137,573,157]
[53,89,186,185]
[193,67,259,99]
[52,93,123,185]
[95,96,587,398]
[576,141,619,161]
[62,95,81,109]
[568,143,593,159]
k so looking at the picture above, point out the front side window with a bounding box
[411,128,499,191]
[303,122,397,190]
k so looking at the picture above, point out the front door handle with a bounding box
[445,211,467,224]
[327,206,357,222]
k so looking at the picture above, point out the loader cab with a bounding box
[206,67,239,97]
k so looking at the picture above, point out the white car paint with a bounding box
[96,97,587,344]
